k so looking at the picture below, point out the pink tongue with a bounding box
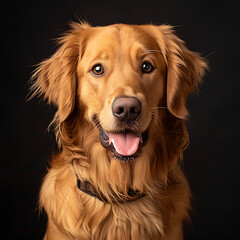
[109,132,142,156]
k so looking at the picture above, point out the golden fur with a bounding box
[31,22,207,239]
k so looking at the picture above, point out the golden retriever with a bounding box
[31,22,207,240]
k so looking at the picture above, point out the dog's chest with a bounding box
[80,198,165,240]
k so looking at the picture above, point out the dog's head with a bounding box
[31,22,207,197]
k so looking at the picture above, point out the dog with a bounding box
[30,22,207,239]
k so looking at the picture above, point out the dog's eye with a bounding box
[92,64,104,76]
[141,62,154,73]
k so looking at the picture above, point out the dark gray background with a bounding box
[1,0,239,239]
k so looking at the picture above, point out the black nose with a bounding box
[112,97,142,122]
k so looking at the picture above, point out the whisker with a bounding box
[86,122,101,136]
[91,124,100,134]
[86,113,102,136]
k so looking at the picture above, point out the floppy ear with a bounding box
[30,22,89,122]
[156,25,208,119]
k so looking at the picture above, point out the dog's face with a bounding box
[79,25,166,161]
[31,23,206,194]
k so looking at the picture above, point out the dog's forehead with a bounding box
[83,25,160,60]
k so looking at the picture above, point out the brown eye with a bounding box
[141,62,154,73]
[92,64,104,76]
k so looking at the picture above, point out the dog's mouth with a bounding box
[98,124,149,161]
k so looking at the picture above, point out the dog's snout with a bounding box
[112,97,142,122]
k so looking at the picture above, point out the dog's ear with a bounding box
[30,22,89,122]
[153,25,208,119]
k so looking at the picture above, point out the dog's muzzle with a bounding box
[97,97,149,161]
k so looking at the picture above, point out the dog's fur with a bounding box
[31,22,207,239]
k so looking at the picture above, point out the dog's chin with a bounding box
[99,125,149,162]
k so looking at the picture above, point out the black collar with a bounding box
[76,175,146,204]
